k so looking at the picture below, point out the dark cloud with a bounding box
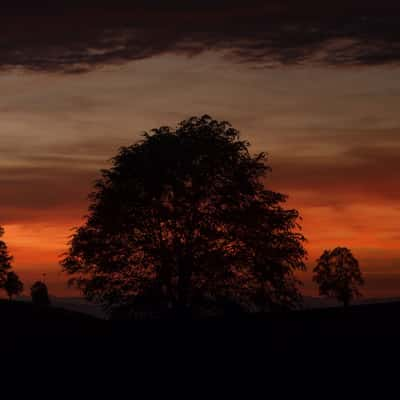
[1,1,400,72]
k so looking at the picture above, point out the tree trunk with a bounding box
[343,298,350,309]
[176,252,193,318]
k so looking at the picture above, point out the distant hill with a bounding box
[10,295,400,319]
[0,298,100,330]
[14,295,106,319]
[303,295,400,309]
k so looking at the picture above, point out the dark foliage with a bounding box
[0,226,12,286]
[62,115,306,316]
[31,281,51,306]
[3,271,23,300]
[313,247,364,307]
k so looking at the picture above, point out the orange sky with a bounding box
[0,53,399,298]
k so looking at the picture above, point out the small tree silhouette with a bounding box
[3,271,23,300]
[31,281,51,306]
[0,226,12,286]
[313,247,364,307]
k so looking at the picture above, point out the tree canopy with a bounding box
[62,115,306,316]
[313,247,364,307]
[3,271,24,300]
[31,281,51,306]
[0,226,13,287]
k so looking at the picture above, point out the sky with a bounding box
[0,1,399,297]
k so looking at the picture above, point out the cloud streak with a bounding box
[1,1,400,72]
[270,144,400,209]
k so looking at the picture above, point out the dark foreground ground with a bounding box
[1,299,399,385]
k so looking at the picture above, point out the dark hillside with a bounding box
[0,299,99,323]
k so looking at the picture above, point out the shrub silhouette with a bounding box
[31,281,51,306]
[313,247,364,307]
[62,115,306,316]
[3,271,23,300]
[0,226,12,286]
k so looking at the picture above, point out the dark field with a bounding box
[1,301,398,393]
[2,300,400,361]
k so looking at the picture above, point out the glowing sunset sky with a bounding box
[0,1,399,297]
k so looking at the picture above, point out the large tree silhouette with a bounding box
[313,247,364,307]
[0,226,12,287]
[62,115,306,316]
